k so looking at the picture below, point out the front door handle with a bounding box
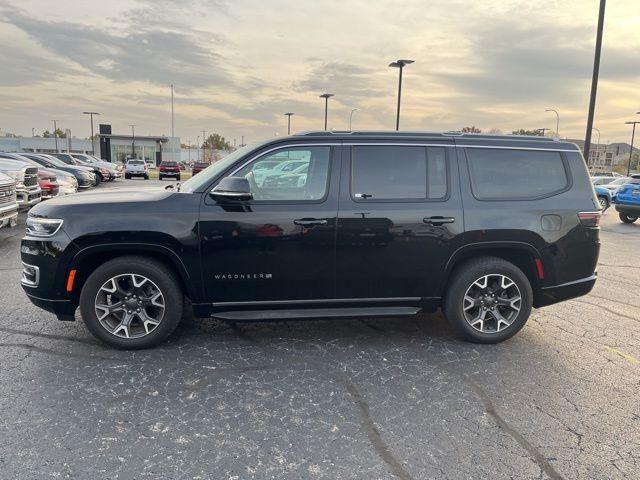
[294,218,328,227]
[423,216,455,225]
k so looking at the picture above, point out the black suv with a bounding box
[21,132,601,349]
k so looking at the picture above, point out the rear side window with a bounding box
[351,146,448,200]
[466,148,568,200]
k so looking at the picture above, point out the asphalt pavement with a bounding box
[0,179,638,479]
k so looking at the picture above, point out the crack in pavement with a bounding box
[0,326,99,346]
[0,342,118,360]
[572,298,639,323]
[335,372,416,480]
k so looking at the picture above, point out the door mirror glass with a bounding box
[210,176,253,201]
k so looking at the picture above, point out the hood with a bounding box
[29,187,173,218]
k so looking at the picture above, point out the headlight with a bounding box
[26,217,64,237]
[100,168,110,175]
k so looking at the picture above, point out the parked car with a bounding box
[0,172,18,229]
[54,153,107,183]
[19,153,95,189]
[600,176,630,193]
[20,131,601,349]
[125,159,149,179]
[70,153,122,180]
[0,158,41,209]
[158,161,181,181]
[612,174,640,223]
[191,162,209,175]
[594,185,612,211]
[253,159,309,186]
[591,175,618,185]
[0,153,77,196]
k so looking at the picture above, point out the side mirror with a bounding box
[210,176,253,202]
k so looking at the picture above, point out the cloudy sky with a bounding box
[0,0,638,145]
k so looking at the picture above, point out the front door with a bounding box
[199,144,340,304]
[335,142,464,300]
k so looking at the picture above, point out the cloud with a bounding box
[294,61,387,101]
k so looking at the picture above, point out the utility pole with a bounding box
[129,125,136,158]
[583,0,606,160]
[284,112,294,135]
[389,59,414,130]
[171,84,175,138]
[202,130,206,162]
[319,94,334,131]
[52,120,59,152]
[196,135,200,162]
[349,109,358,131]
[82,111,100,156]
[241,135,244,146]
[31,127,35,137]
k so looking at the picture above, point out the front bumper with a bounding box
[0,202,18,228]
[23,291,77,320]
[16,187,42,208]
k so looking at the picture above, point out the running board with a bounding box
[212,306,422,321]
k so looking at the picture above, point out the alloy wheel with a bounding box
[94,274,165,339]
[462,274,522,333]
[598,197,608,209]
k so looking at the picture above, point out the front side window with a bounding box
[351,145,448,200]
[467,148,568,200]
[234,146,331,201]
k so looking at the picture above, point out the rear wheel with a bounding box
[144,174,149,180]
[79,256,183,349]
[159,174,164,180]
[598,195,609,211]
[125,173,131,179]
[619,212,638,223]
[443,257,533,343]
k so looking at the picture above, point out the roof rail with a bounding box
[294,130,558,141]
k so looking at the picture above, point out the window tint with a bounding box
[235,146,330,201]
[351,146,447,200]
[467,148,568,200]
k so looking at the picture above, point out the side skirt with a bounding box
[212,306,422,321]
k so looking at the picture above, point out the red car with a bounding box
[37,168,59,199]
[158,161,181,181]
[191,162,210,176]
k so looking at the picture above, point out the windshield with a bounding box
[39,155,69,168]
[180,143,262,193]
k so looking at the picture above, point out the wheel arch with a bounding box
[439,242,542,299]
[68,243,197,304]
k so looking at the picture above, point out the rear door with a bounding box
[335,141,464,300]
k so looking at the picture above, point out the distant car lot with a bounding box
[0,178,638,479]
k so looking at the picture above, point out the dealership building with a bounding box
[0,124,180,165]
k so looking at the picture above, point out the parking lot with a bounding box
[0,179,638,480]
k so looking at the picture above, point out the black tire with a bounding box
[619,212,638,223]
[79,256,184,349]
[159,174,163,180]
[176,175,181,181]
[125,173,131,179]
[443,256,533,344]
[597,195,609,212]
[144,174,149,180]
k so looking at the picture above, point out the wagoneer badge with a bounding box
[214,273,273,280]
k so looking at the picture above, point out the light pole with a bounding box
[349,109,358,131]
[625,118,640,176]
[284,112,294,135]
[202,130,206,162]
[319,93,334,131]
[389,59,414,131]
[196,135,200,162]
[129,124,136,159]
[31,127,35,137]
[52,120,59,152]
[545,109,560,138]
[591,127,601,167]
[82,111,100,156]
[170,84,175,138]
[583,0,606,160]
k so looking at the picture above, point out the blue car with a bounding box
[594,185,612,211]
[613,174,640,223]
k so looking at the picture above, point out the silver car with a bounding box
[0,171,18,228]
[125,159,149,179]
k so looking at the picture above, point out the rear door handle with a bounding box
[294,218,328,227]
[423,216,455,225]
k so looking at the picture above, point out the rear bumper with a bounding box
[534,273,597,308]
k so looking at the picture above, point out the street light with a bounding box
[625,115,640,176]
[583,0,606,160]
[319,94,334,131]
[591,127,601,167]
[389,59,414,131]
[82,111,100,156]
[129,124,136,159]
[545,109,560,138]
[284,112,294,135]
[52,120,59,152]
[349,109,358,131]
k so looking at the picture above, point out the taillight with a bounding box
[578,211,601,227]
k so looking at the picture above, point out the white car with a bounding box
[125,159,149,180]
[601,177,630,193]
[0,171,18,229]
[254,159,309,186]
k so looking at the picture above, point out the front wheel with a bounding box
[79,256,184,349]
[619,212,638,223]
[443,257,533,343]
[144,174,149,180]
[598,195,609,211]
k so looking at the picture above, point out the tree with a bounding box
[42,128,66,138]
[203,133,232,151]
[511,129,544,136]
[461,126,481,133]
[488,128,503,134]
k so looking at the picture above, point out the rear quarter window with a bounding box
[466,148,569,200]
